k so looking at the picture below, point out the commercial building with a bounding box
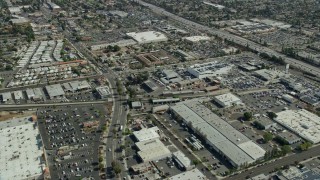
[126,31,168,44]
[168,168,207,180]
[133,127,160,142]
[136,138,171,162]
[275,109,320,144]
[136,53,163,67]
[45,84,65,99]
[170,100,265,168]
[1,92,12,102]
[160,69,182,84]
[300,95,319,106]
[214,93,242,107]
[177,78,202,88]
[254,69,285,84]
[175,50,196,61]
[47,2,61,12]
[143,80,158,92]
[63,80,91,93]
[172,151,194,171]
[132,101,142,109]
[25,88,43,101]
[183,36,211,43]
[152,98,180,104]
[254,117,276,130]
[130,162,154,174]
[276,131,301,145]
[152,105,169,114]
[13,90,24,100]
[95,86,111,99]
[282,94,296,103]
[0,116,44,180]
[10,17,30,26]
[279,166,320,180]
[8,7,21,14]
[187,61,233,79]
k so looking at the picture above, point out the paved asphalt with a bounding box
[104,71,129,179]
[0,101,106,110]
[225,145,320,179]
[136,0,320,77]
[152,115,218,180]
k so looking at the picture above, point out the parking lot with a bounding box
[160,112,231,175]
[37,104,108,180]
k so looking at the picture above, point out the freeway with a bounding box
[225,145,320,179]
[136,0,320,77]
[0,101,107,110]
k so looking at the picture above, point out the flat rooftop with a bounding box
[183,36,211,42]
[136,139,171,162]
[168,168,207,180]
[214,93,242,106]
[0,116,44,180]
[126,31,168,44]
[133,127,160,142]
[45,84,65,98]
[275,109,320,144]
[170,100,265,167]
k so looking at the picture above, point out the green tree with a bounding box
[243,112,253,121]
[99,163,104,170]
[267,112,277,119]
[263,132,273,143]
[111,160,122,175]
[299,142,312,151]
[280,145,291,155]
[192,159,201,166]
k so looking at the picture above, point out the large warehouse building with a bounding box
[133,127,160,142]
[0,116,44,180]
[170,100,265,168]
[136,139,171,162]
[126,31,168,44]
[214,93,243,107]
[187,61,233,79]
[275,109,320,144]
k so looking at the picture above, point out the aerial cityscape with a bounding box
[0,0,320,180]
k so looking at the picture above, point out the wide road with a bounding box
[104,71,128,179]
[136,0,320,77]
[225,145,320,179]
[0,100,106,110]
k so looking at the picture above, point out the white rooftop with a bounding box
[214,93,242,107]
[133,127,160,142]
[0,116,44,180]
[136,138,171,162]
[183,36,211,42]
[275,109,320,144]
[170,100,265,167]
[45,84,65,98]
[168,168,207,180]
[10,17,30,24]
[1,92,12,101]
[187,61,233,79]
[13,90,24,100]
[126,31,168,44]
[172,151,192,169]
